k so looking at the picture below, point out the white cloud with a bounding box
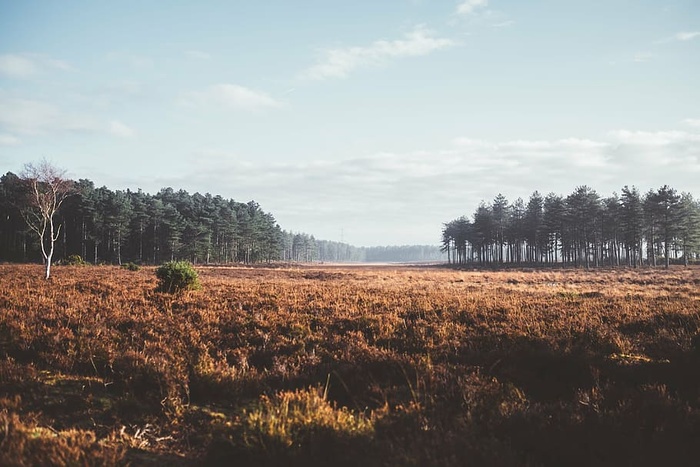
[0,134,20,146]
[605,130,700,174]
[181,84,283,111]
[675,31,700,41]
[0,96,100,136]
[609,129,700,146]
[456,0,488,15]
[492,20,515,28]
[683,118,700,128]
[185,50,211,60]
[302,26,455,80]
[453,137,608,154]
[0,53,71,78]
[0,97,61,134]
[451,137,492,148]
[0,97,143,142]
[106,125,700,245]
[656,31,700,44]
[109,120,136,138]
[0,55,38,77]
[633,52,653,63]
[213,84,282,110]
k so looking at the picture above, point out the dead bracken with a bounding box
[1,264,699,466]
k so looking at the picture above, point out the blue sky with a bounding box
[1,0,699,246]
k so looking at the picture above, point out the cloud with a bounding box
[180,84,283,111]
[456,0,488,15]
[0,53,71,78]
[609,129,700,146]
[301,26,456,80]
[605,130,700,175]
[0,134,20,146]
[492,20,515,28]
[109,120,136,138]
[675,31,700,41]
[683,118,700,128]
[656,31,700,44]
[129,126,698,246]
[0,96,105,137]
[0,94,137,140]
[633,52,653,63]
[452,136,608,154]
[0,55,37,77]
[185,50,211,60]
[452,137,612,171]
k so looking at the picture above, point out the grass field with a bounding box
[1,263,699,466]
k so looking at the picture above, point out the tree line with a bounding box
[0,171,285,265]
[0,166,445,268]
[442,185,700,268]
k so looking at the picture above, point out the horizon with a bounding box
[1,1,699,247]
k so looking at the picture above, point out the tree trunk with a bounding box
[45,217,55,279]
[153,224,157,264]
[117,229,122,266]
[81,218,87,259]
[139,221,144,262]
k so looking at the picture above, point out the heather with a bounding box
[1,264,699,465]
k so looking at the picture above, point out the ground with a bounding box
[1,263,699,466]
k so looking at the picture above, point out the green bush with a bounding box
[63,254,86,266]
[155,260,200,293]
[121,262,140,271]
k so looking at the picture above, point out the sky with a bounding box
[0,0,699,247]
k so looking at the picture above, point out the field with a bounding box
[1,264,700,466]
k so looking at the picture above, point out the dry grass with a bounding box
[1,263,699,465]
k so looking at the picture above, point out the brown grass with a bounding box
[1,264,699,465]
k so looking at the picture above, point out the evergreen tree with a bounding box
[653,185,681,268]
[620,186,644,267]
[677,193,700,265]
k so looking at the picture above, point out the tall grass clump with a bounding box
[207,387,375,465]
[244,387,374,445]
[155,260,200,293]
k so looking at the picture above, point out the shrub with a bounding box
[63,254,86,266]
[121,262,140,271]
[243,387,374,446]
[155,260,200,293]
[206,387,375,465]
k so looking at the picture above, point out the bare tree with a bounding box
[19,160,74,279]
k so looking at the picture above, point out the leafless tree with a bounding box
[19,160,74,279]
